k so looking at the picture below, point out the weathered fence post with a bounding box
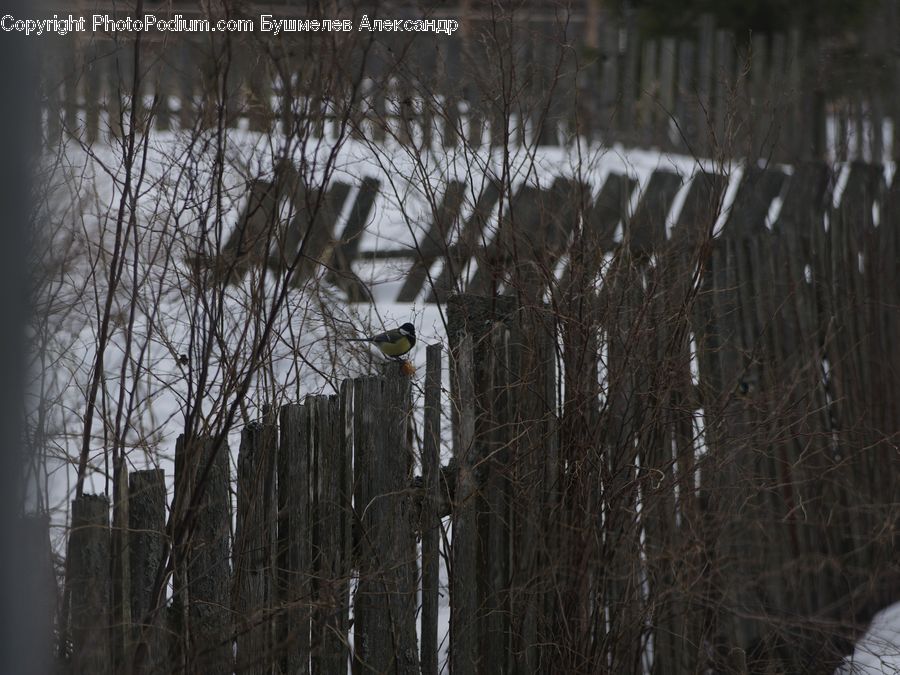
[446,294,518,672]
[352,368,419,674]
[234,419,278,674]
[68,494,111,675]
[310,393,352,675]
[277,402,312,674]
[173,435,232,674]
[128,469,167,673]
[420,344,442,675]
[449,334,477,675]
[111,460,131,673]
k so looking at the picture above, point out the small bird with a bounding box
[348,322,416,360]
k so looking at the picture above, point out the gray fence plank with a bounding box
[277,403,312,675]
[420,344,442,675]
[234,420,278,674]
[173,435,233,674]
[128,469,167,674]
[68,494,111,675]
[352,371,419,674]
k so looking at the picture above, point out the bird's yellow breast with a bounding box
[377,336,412,357]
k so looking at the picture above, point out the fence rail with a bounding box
[38,7,900,162]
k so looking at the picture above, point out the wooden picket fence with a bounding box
[50,158,900,673]
[65,367,420,674]
[39,5,900,163]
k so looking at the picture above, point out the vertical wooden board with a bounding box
[172,436,231,673]
[599,260,645,670]
[713,31,734,156]
[449,336,477,675]
[696,14,715,156]
[104,41,126,140]
[620,14,639,141]
[637,273,686,674]
[510,306,559,669]
[786,30,804,159]
[352,373,419,675]
[420,345,442,675]
[750,33,768,160]
[151,44,172,132]
[480,324,514,674]
[177,40,196,131]
[676,39,696,150]
[416,36,438,149]
[277,404,311,675]
[639,40,659,144]
[234,421,278,674]
[59,37,79,136]
[68,494,111,675]
[311,394,351,675]
[128,469,167,674]
[111,461,132,673]
[82,41,102,145]
[247,52,273,133]
[768,33,787,162]
[658,38,677,148]
[40,44,60,144]
[598,20,620,139]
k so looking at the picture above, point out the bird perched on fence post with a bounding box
[348,322,416,360]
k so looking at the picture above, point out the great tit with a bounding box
[349,322,416,359]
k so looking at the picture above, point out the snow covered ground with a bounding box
[837,603,900,674]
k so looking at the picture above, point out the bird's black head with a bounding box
[399,322,415,337]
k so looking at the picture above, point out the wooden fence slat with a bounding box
[420,344,442,675]
[310,394,351,674]
[173,435,233,674]
[750,33,769,160]
[234,420,278,674]
[82,41,101,145]
[34,17,900,162]
[68,494,111,675]
[353,370,419,674]
[639,39,659,145]
[620,14,639,142]
[479,323,513,674]
[598,20,620,140]
[111,460,131,673]
[128,469,167,674]
[277,403,312,675]
[676,39,696,148]
[658,37,677,148]
[449,334,477,675]
[697,14,715,156]
[713,30,734,155]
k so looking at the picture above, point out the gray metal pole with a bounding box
[0,0,45,672]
